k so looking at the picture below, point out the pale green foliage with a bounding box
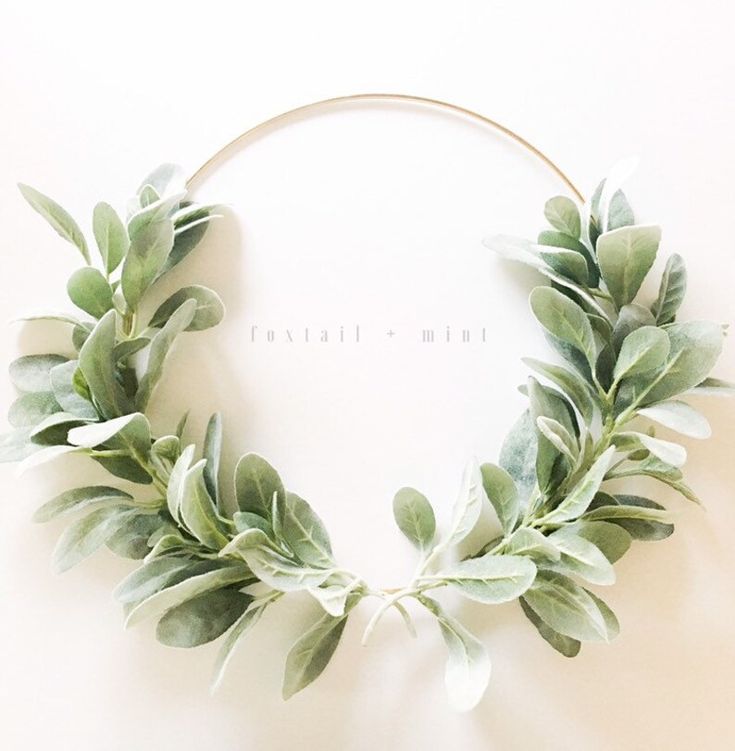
[3,165,731,711]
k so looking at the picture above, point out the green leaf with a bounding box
[504,527,560,561]
[537,247,589,285]
[179,460,229,550]
[150,285,225,332]
[596,225,661,308]
[529,286,597,367]
[138,163,186,199]
[592,495,674,541]
[651,254,686,325]
[29,411,93,445]
[612,303,656,353]
[211,596,273,691]
[8,392,61,427]
[9,354,68,393]
[616,431,687,467]
[689,377,735,397]
[419,596,491,712]
[480,463,519,535]
[49,361,98,419]
[280,494,335,569]
[544,196,581,238]
[521,571,611,642]
[53,506,137,573]
[522,358,597,424]
[536,416,578,461]
[392,487,436,551]
[203,412,223,507]
[0,428,37,463]
[92,201,129,274]
[135,298,197,410]
[121,218,174,308]
[569,520,632,563]
[309,577,361,617]
[613,326,670,381]
[18,183,90,263]
[78,311,133,418]
[544,447,615,523]
[106,513,163,559]
[93,454,151,485]
[234,545,332,592]
[114,556,195,603]
[520,598,580,657]
[437,459,485,550]
[439,553,536,604]
[234,453,284,519]
[233,511,274,537]
[17,444,81,474]
[166,444,195,523]
[66,267,114,319]
[33,485,133,522]
[282,611,349,700]
[547,528,615,585]
[124,562,251,627]
[156,588,251,648]
[67,413,151,458]
[499,410,538,507]
[642,321,724,405]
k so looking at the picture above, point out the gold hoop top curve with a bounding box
[187,93,584,202]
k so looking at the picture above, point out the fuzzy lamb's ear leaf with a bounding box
[437,459,485,551]
[544,196,581,238]
[499,410,538,508]
[439,554,536,604]
[520,598,581,657]
[596,225,660,308]
[639,400,712,439]
[93,202,129,274]
[150,285,225,332]
[9,354,68,393]
[613,326,670,381]
[392,487,436,551]
[651,254,686,325]
[18,183,90,263]
[282,611,349,699]
[480,463,519,535]
[279,492,334,568]
[121,218,175,309]
[234,453,284,519]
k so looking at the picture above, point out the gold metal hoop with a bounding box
[186,93,583,201]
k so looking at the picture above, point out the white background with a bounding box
[1,2,734,749]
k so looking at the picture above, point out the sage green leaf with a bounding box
[68,413,151,459]
[92,202,129,273]
[211,596,273,691]
[236,545,332,592]
[569,520,631,563]
[689,377,735,397]
[135,298,197,410]
[439,553,536,604]
[219,527,273,557]
[14,311,83,327]
[49,361,97,419]
[9,392,61,427]
[537,230,599,287]
[419,596,491,712]
[392,487,436,551]
[53,506,137,573]
[544,196,581,238]
[127,191,183,240]
[586,591,619,640]
[544,447,615,523]
[522,571,610,642]
[167,444,195,523]
[138,164,186,199]
[66,267,114,319]
[520,598,580,657]
[437,459,485,551]
[536,416,578,461]
[309,577,361,617]
[18,183,90,263]
[537,247,589,285]
[17,444,81,474]
[480,463,519,535]
[33,485,133,522]
[163,211,212,273]
[203,412,223,505]
[499,410,538,507]
[234,453,284,519]
[9,354,68,393]
[610,456,699,503]
[522,358,596,424]
[78,311,133,418]
[107,513,163,559]
[594,495,674,541]
[613,327,670,381]
[617,431,687,467]
[29,411,93,445]
[125,562,251,627]
[644,321,723,406]
[504,527,560,561]
[612,303,656,353]
[93,454,152,485]
[0,428,37,463]
[114,556,195,603]
[282,611,348,700]
[547,528,615,585]
[121,218,174,309]
[72,321,94,351]
[179,460,229,550]
[584,502,672,526]
[156,588,251,648]
[233,511,274,537]
[652,254,686,325]
[596,225,661,308]
[639,400,711,439]
[150,285,225,332]
[529,286,596,366]
[112,337,150,364]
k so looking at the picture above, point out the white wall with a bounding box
[0,2,733,749]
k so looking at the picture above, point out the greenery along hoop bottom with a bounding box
[3,105,733,712]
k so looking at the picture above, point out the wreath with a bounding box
[3,104,732,711]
